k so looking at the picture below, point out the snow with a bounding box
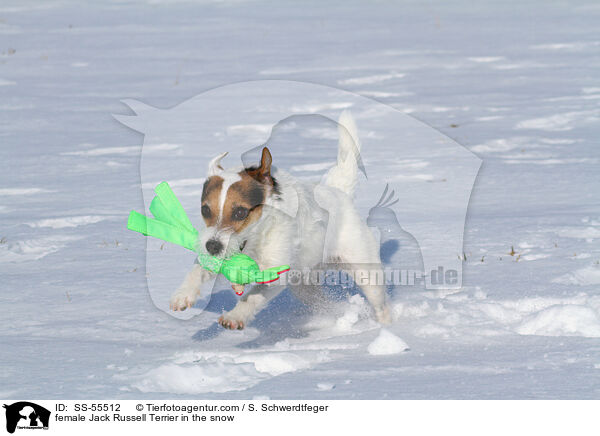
[515,110,600,131]
[467,57,505,63]
[0,188,54,196]
[338,73,406,86]
[334,295,371,333]
[367,329,409,356]
[130,362,263,394]
[553,264,600,286]
[0,235,83,262]
[62,143,180,156]
[557,227,600,239]
[1,0,600,400]
[316,383,335,391]
[26,215,110,229]
[515,305,600,338]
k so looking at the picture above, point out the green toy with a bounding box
[127,182,290,295]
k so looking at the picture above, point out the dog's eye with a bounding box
[232,207,249,221]
[201,204,211,218]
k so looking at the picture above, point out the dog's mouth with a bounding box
[239,240,247,252]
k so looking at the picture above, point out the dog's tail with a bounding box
[324,110,362,197]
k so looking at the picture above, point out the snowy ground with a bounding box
[1,0,599,399]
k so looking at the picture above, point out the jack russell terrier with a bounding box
[170,111,391,329]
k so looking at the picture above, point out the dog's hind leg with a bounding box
[336,238,392,324]
[322,217,392,323]
[344,263,391,324]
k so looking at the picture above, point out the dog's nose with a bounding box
[205,239,223,255]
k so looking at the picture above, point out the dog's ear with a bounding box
[247,147,273,185]
[207,151,228,176]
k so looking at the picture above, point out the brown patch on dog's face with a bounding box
[200,175,223,227]
[201,147,274,234]
[220,173,266,233]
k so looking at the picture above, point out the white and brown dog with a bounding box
[170,111,391,329]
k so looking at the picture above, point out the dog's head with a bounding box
[199,147,277,257]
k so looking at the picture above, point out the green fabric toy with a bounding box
[127,182,290,295]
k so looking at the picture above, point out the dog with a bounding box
[169,111,391,329]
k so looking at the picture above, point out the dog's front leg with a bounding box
[170,264,214,311]
[218,283,285,330]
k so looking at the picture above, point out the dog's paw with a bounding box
[375,305,392,325]
[218,314,246,330]
[169,288,198,311]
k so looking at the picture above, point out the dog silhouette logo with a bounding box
[3,402,50,434]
